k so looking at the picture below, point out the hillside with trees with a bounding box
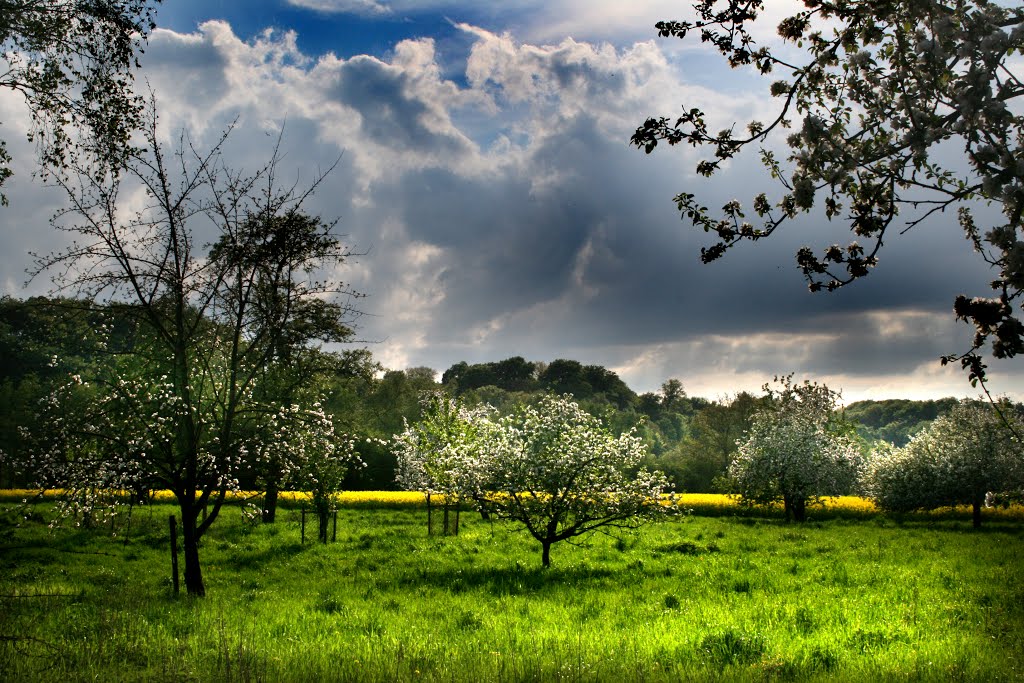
[1,296,990,497]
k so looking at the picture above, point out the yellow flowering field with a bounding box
[0,488,428,507]
[672,493,1024,520]
[2,488,1023,520]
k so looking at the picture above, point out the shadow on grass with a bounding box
[0,528,118,559]
[224,541,306,571]
[393,561,621,596]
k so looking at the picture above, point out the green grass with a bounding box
[1,503,1022,682]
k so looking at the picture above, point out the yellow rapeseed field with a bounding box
[2,489,1022,519]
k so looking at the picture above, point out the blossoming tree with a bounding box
[730,376,863,522]
[395,393,673,566]
[863,400,1023,527]
[393,392,495,535]
[256,401,360,542]
[27,102,361,596]
[486,395,673,567]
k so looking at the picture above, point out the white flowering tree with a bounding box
[27,102,361,596]
[253,401,359,542]
[632,2,1024,387]
[481,394,673,567]
[863,400,1023,527]
[28,366,184,524]
[393,392,495,535]
[730,376,863,522]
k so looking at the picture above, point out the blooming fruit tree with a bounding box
[730,376,863,522]
[392,392,496,535]
[27,103,360,596]
[395,393,673,566]
[251,401,360,542]
[483,395,673,566]
[862,399,1023,527]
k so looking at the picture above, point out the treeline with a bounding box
[0,295,969,492]
[844,399,961,446]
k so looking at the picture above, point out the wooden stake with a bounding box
[169,515,179,595]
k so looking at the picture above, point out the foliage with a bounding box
[255,401,360,541]
[538,360,637,409]
[392,392,496,534]
[0,0,160,203]
[24,102,360,596]
[632,1,1024,385]
[0,300,981,499]
[442,356,539,394]
[844,397,961,446]
[730,376,864,522]
[863,399,1024,527]
[443,357,638,410]
[479,394,673,567]
[394,393,673,565]
[361,368,439,438]
[654,391,764,492]
[243,348,364,522]
[0,296,130,486]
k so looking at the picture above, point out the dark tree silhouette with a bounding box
[29,101,361,596]
[633,1,1024,388]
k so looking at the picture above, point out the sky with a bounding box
[0,0,1019,403]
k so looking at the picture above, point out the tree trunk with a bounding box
[792,497,807,523]
[972,499,982,529]
[317,504,329,543]
[181,506,205,597]
[262,483,279,523]
[472,493,490,520]
[783,494,793,522]
[541,519,558,567]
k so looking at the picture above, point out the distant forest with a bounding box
[0,296,976,492]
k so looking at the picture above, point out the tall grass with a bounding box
[1,501,1022,682]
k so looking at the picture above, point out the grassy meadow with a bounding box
[1,496,1023,682]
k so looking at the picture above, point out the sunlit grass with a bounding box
[1,503,1022,682]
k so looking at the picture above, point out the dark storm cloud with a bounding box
[0,15,1013,398]
[360,104,994,365]
[328,54,474,158]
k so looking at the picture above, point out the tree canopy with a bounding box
[632,1,1024,386]
[0,0,160,203]
[393,393,673,566]
[863,399,1024,527]
[730,376,863,521]
[25,103,361,596]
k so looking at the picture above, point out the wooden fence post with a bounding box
[169,515,179,595]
